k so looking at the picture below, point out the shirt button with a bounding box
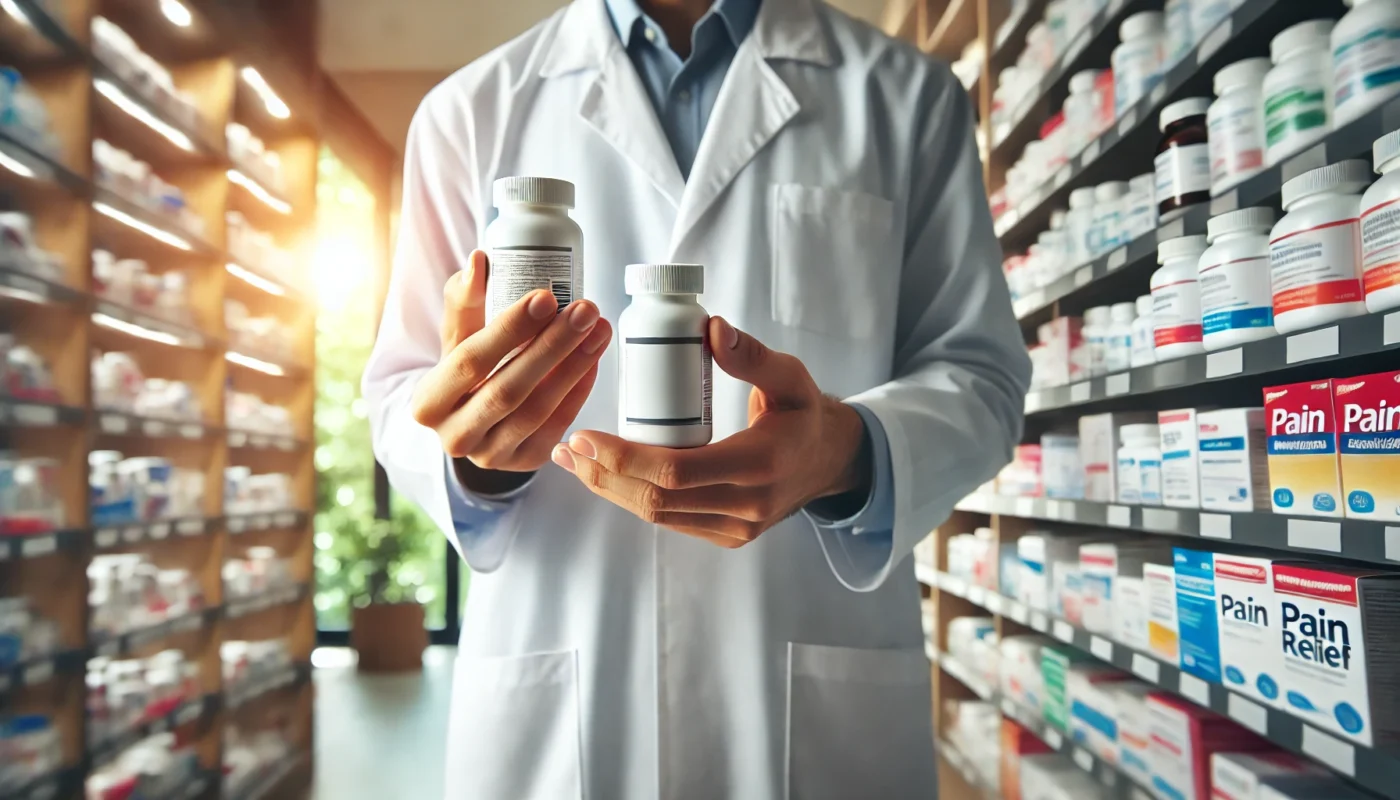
[677,89,692,102]
[644,27,657,42]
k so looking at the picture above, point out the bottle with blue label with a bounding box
[1199,207,1277,350]
[1173,547,1223,683]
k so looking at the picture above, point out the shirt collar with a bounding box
[605,0,761,51]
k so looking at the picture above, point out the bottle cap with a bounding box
[1069,69,1102,95]
[1206,207,1276,242]
[1094,181,1129,202]
[1119,11,1163,42]
[1212,58,1271,97]
[625,263,704,295]
[1110,301,1137,322]
[1270,19,1335,64]
[1085,305,1111,324]
[1157,235,1208,264]
[1374,129,1400,174]
[1281,160,1372,210]
[1159,98,1211,132]
[1120,423,1160,443]
[1135,294,1154,316]
[493,176,575,208]
[1069,187,1096,208]
[1050,209,1068,228]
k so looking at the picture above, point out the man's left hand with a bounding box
[552,317,868,549]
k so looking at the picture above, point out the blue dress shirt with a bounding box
[446,0,894,541]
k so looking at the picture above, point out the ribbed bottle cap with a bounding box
[1069,187,1096,208]
[625,263,704,295]
[493,176,575,208]
[1094,181,1129,202]
[1207,207,1277,242]
[1069,69,1102,95]
[1158,234,1208,264]
[1160,98,1211,132]
[1120,11,1163,41]
[1212,58,1271,97]
[1135,294,1153,316]
[1270,19,1334,64]
[1374,129,1400,173]
[1281,160,1372,210]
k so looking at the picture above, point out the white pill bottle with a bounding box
[1269,160,1371,334]
[1199,206,1277,350]
[1130,293,1157,368]
[1207,58,1271,196]
[618,264,713,448]
[1150,235,1209,360]
[1261,20,1336,168]
[1332,0,1400,128]
[1360,129,1400,312]
[484,177,584,323]
[1117,423,1162,504]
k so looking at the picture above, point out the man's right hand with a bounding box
[410,250,611,480]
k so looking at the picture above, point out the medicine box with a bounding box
[1117,687,1153,788]
[1001,635,1052,714]
[1214,554,1283,707]
[1333,369,1400,520]
[1018,533,1098,613]
[1115,576,1149,652]
[1000,718,1052,800]
[1271,562,1400,747]
[1080,542,1173,637]
[1209,752,1324,800]
[1263,380,1342,517]
[1257,775,1379,800]
[1042,433,1083,499]
[1197,408,1270,513]
[1145,563,1180,663]
[1020,754,1103,800]
[1173,548,1223,683]
[1159,409,1203,508]
[1080,413,1154,502]
[1039,317,1083,388]
[1070,676,1152,764]
[1042,644,1119,733]
[1147,693,1271,800]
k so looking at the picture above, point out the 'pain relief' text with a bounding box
[1282,602,1352,669]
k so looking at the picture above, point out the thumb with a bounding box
[441,250,489,355]
[709,317,813,407]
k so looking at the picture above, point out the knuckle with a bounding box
[473,384,520,420]
[650,458,686,490]
[636,484,667,523]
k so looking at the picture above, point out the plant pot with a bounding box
[350,602,427,673]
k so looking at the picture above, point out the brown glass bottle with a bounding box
[1154,97,1212,221]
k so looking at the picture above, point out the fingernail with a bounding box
[569,301,600,331]
[528,291,556,319]
[551,445,575,472]
[583,326,608,354]
[568,434,596,460]
[716,317,739,349]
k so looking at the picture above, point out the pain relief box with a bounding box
[1160,409,1203,508]
[1263,380,1342,517]
[1197,409,1271,513]
[1209,752,1325,800]
[1145,563,1181,663]
[1174,548,1223,683]
[1333,369,1400,520]
[1147,693,1272,800]
[1214,555,1283,707]
[1271,562,1400,747]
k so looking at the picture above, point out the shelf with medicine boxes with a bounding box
[0,124,89,196]
[0,0,85,63]
[0,648,84,699]
[227,752,306,800]
[87,692,218,769]
[223,582,307,622]
[223,662,309,712]
[90,606,221,660]
[91,515,220,551]
[225,429,303,453]
[0,396,86,427]
[225,510,308,536]
[0,528,85,561]
[0,765,85,800]
[0,263,88,308]
[937,738,1002,800]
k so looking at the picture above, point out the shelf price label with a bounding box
[176,519,203,537]
[274,511,297,528]
[95,528,120,548]
[1130,653,1160,684]
[100,413,130,434]
[1044,728,1064,750]
[1053,620,1075,643]
[11,403,58,426]
[1090,636,1113,661]
[149,522,171,539]
[20,534,57,558]
[1073,748,1094,772]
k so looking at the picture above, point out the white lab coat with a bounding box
[362,0,1030,796]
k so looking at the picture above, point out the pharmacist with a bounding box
[363,0,1030,796]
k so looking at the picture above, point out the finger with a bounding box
[511,362,600,466]
[708,316,813,407]
[567,428,780,489]
[484,300,602,413]
[412,289,557,427]
[440,250,489,354]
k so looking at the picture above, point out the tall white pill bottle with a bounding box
[1113,12,1166,118]
[1151,235,1209,360]
[1360,129,1400,312]
[1269,160,1371,334]
[1163,0,1193,68]
[1332,0,1400,128]
[618,263,712,448]
[1190,0,1232,47]
[1207,58,1271,196]
[1199,207,1277,350]
[1130,294,1157,368]
[1262,20,1336,168]
[484,177,584,323]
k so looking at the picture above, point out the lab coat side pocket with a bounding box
[444,649,583,800]
[770,184,895,341]
[785,642,935,800]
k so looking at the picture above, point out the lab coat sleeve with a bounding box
[803,403,895,535]
[362,89,529,573]
[813,68,1031,592]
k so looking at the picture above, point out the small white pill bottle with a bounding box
[1124,173,1159,240]
[1117,423,1162,504]
[1199,206,1277,350]
[1090,181,1129,256]
[1106,301,1136,373]
[1130,293,1157,368]
[1207,58,1271,196]
[484,177,584,323]
[1067,187,1098,266]
[1190,0,1232,46]
[1163,0,1193,68]
[1262,20,1336,168]
[1269,160,1371,334]
[1361,128,1400,312]
[1150,235,1209,360]
[1083,305,1112,376]
[1332,0,1400,128]
[1113,12,1166,118]
[618,264,713,448]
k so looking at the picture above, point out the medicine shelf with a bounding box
[92,63,227,164]
[224,348,308,379]
[0,126,89,196]
[88,692,219,769]
[146,769,218,800]
[0,396,86,427]
[0,528,84,561]
[227,752,306,800]
[0,0,84,64]
[224,662,310,711]
[226,429,303,452]
[91,606,221,660]
[92,298,218,351]
[0,648,84,700]
[0,765,84,800]
[225,510,307,535]
[224,582,308,620]
[95,409,213,441]
[954,495,1400,565]
[92,188,223,259]
[937,739,1001,800]
[989,0,1046,71]
[227,167,294,217]
[92,516,220,551]
[933,571,1400,797]
[0,264,87,308]
[224,260,303,301]
[1021,310,1400,418]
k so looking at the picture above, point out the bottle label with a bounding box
[1207,101,1265,189]
[1114,42,1164,116]
[1269,220,1365,314]
[1333,26,1400,110]
[1152,277,1204,347]
[1361,195,1400,295]
[487,246,577,321]
[1263,82,1329,149]
[1154,144,1211,205]
[1199,255,1274,333]
[622,336,711,427]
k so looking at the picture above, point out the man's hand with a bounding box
[410,250,612,479]
[551,317,868,548]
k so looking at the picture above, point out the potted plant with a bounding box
[345,514,430,672]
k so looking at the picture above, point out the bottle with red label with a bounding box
[1151,235,1209,360]
[1268,161,1371,335]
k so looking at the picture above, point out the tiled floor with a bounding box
[306,646,455,799]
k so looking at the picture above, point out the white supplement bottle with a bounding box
[1362,129,1400,312]
[1113,12,1166,119]
[1065,70,1104,156]
[1084,305,1112,376]
[1067,187,1097,266]
[1130,294,1157,368]
[1332,0,1400,128]
[1125,173,1159,240]
[618,264,712,448]
[1139,432,1164,505]
[1269,160,1371,334]
[1190,0,1232,46]
[1118,423,1162,504]
[1207,58,1271,196]
[1199,206,1277,350]
[1163,0,1194,68]
[1262,20,1336,168]
[484,177,584,323]
[1106,302,1136,373]
[1090,181,1129,256]
[1151,235,1209,360]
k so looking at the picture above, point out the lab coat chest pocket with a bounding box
[786,642,935,800]
[770,185,896,340]
[445,650,582,800]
